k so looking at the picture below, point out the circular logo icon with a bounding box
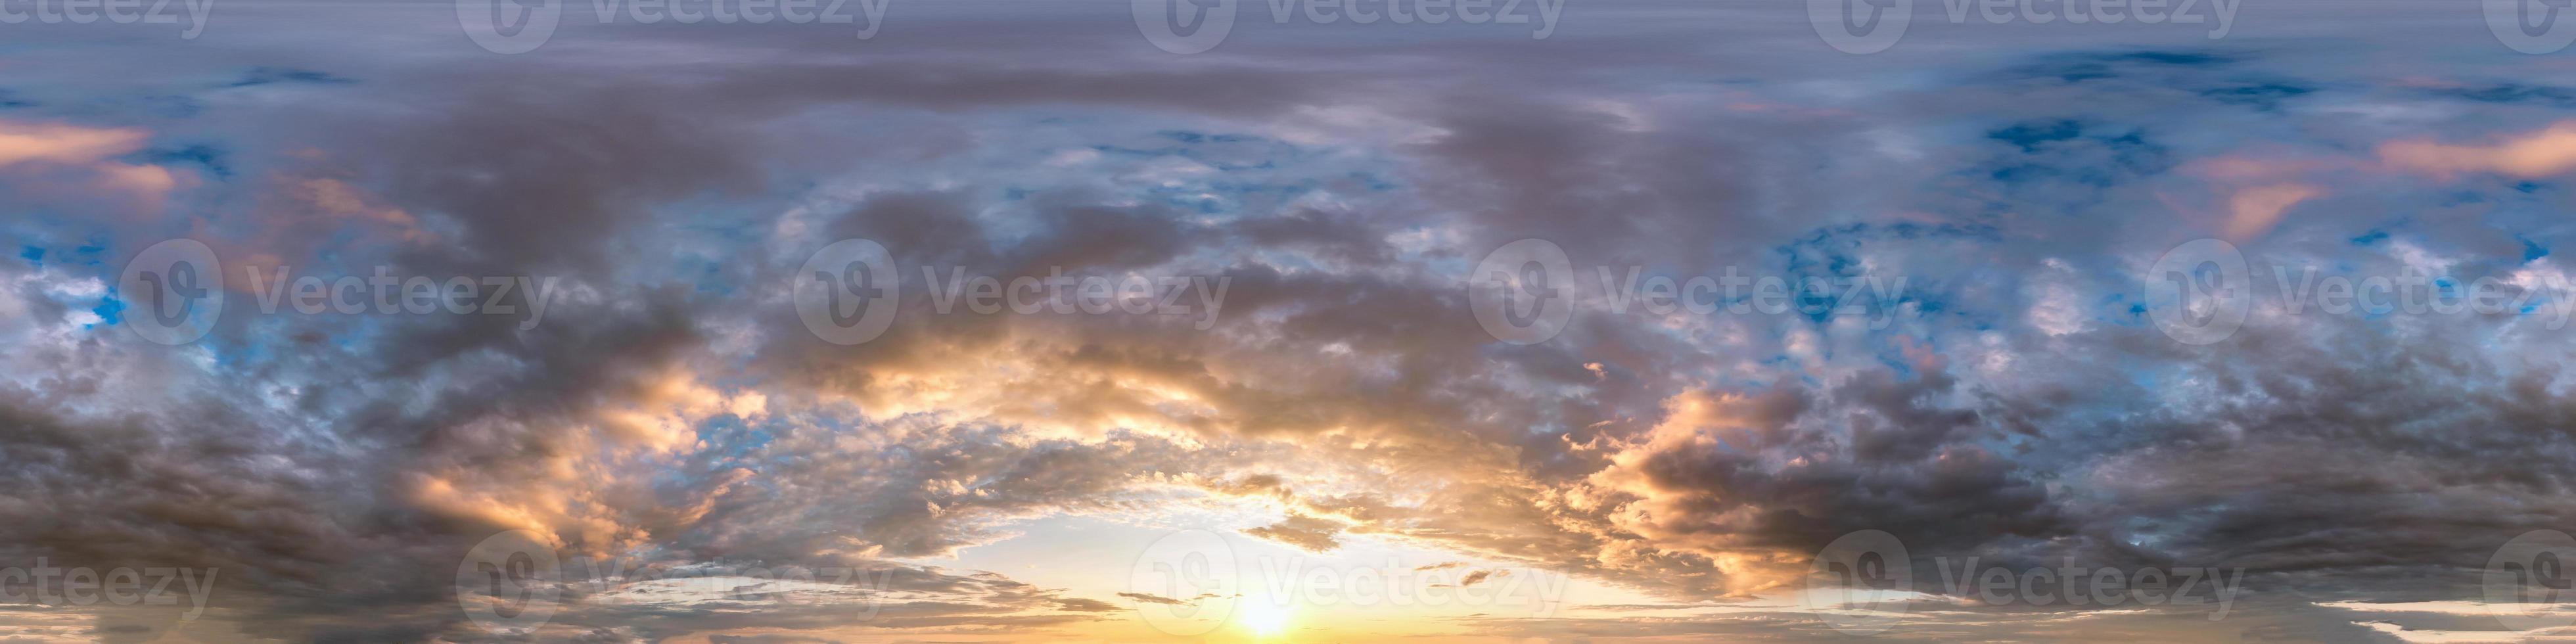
[2145,238,2251,346]
[1808,0,1911,55]
[118,239,223,346]
[458,0,563,55]
[2487,0,2576,55]
[794,239,900,346]
[1805,530,1912,635]
[1468,239,1575,346]
[455,529,562,634]
[1134,0,1237,55]
[2484,530,2576,632]
[1129,529,1240,636]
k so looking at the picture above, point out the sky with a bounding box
[7,0,2576,641]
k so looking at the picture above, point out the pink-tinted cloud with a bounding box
[2381,120,2576,179]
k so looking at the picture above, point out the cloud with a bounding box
[1116,592,1191,606]
[2381,120,2576,178]
[4,11,2574,644]
[1243,515,1345,553]
[0,120,150,167]
[0,119,179,203]
[2222,183,2323,241]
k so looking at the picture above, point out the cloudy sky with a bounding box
[8,0,2576,641]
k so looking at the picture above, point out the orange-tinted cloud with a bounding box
[2381,120,2576,178]
[0,119,181,201]
[2223,183,2322,242]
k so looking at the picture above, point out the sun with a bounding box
[1234,597,1294,639]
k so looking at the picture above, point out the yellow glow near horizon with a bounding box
[1236,597,1293,639]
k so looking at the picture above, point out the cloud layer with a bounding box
[6,1,2576,642]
